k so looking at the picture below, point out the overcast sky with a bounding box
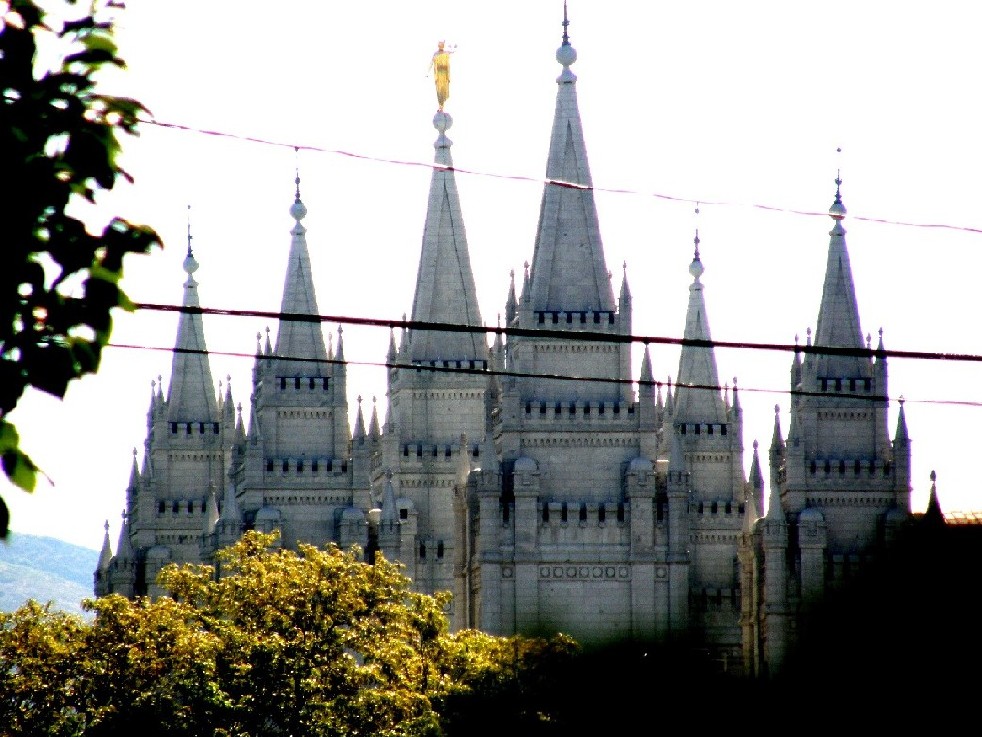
[5,1,981,550]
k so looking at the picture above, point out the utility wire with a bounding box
[112,303,982,409]
[141,117,982,237]
[134,302,982,365]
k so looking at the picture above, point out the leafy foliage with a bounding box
[0,531,581,736]
[0,0,161,536]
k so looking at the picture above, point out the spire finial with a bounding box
[182,206,199,277]
[186,204,193,258]
[830,149,847,220]
[104,519,109,533]
[290,152,307,222]
[556,2,577,75]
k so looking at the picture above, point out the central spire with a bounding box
[526,8,615,314]
[405,110,486,363]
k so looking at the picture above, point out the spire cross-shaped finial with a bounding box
[186,204,193,257]
[104,519,110,533]
[294,147,301,200]
[562,1,570,45]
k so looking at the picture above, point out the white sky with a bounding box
[5,1,981,551]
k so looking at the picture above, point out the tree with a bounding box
[0,0,160,537]
[0,531,581,736]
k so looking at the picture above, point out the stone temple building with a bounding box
[95,16,916,679]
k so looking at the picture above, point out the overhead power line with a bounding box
[141,117,982,237]
[111,303,982,410]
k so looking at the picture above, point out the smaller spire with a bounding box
[97,520,113,571]
[203,484,219,534]
[220,481,241,524]
[387,328,398,362]
[894,395,909,444]
[922,470,945,526]
[731,376,741,414]
[335,325,345,361]
[369,396,381,439]
[353,395,366,439]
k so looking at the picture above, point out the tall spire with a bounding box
[272,166,329,376]
[405,111,487,363]
[166,210,219,423]
[812,174,866,379]
[673,231,726,423]
[526,8,615,313]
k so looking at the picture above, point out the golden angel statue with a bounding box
[428,40,456,111]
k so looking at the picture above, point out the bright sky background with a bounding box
[4,1,981,551]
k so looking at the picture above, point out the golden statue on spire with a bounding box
[429,40,456,111]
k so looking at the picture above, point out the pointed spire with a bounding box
[923,470,944,524]
[381,475,399,523]
[223,374,235,424]
[166,215,219,423]
[745,441,763,532]
[673,232,726,424]
[639,344,655,399]
[369,396,381,439]
[97,519,113,571]
[619,260,632,307]
[405,110,487,364]
[526,8,614,314]
[894,395,909,444]
[220,481,241,524]
[812,173,866,379]
[203,484,219,534]
[235,402,246,444]
[272,166,329,376]
[505,269,518,326]
[334,325,344,361]
[387,327,398,363]
[116,510,134,559]
[353,395,366,439]
[770,403,785,454]
[731,376,742,415]
[128,447,139,488]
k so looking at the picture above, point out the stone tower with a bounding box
[747,177,913,676]
[96,236,235,598]
[377,110,492,629]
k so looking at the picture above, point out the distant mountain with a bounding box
[0,533,99,618]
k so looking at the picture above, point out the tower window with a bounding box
[309,377,316,390]
[561,502,568,523]
[617,502,625,523]
[297,459,304,473]
[188,500,194,514]
[322,377,329,390]
[294,377,301,390]
[579,504,587,522]
[542,504,549,523]
[598,504,606,523]
[420,542,426,559]
[213,422,219,433]
[437,541,444,558]
[158,500,165,513]
[171,423,177,434]
[312,459,319,473]
[721,425,727,436]
[172,500,179,513]
[186,423,192,435]
[282,460,289,473]
[266,459,274,472]
[280,377,286,390]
